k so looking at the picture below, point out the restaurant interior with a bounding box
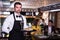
[0,0,60,40]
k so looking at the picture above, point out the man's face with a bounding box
[14,4,22,13]
[48,22,52,26]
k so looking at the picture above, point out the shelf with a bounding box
[0,15,36,18]
[0,15,9,18]
[25,16,36,18]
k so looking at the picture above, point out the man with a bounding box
[44,20,56,35]
[2,2,28,40]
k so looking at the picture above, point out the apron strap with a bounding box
[13,13,16,21]
[20,15,24,30]
[13,13,24,30]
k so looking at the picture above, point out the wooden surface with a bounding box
[0,15,36,18]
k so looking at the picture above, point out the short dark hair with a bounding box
[32,19,40,26]
[14,2,22,7]
[49,20,53,23]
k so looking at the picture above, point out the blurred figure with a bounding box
[31,19,41,35]
[44,20,56,35]
[31,19,42,40]
[40,19,46,28]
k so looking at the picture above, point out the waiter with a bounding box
[2,2,28,40]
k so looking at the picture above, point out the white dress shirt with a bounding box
[48,26,52,35]
[2,13,28,34]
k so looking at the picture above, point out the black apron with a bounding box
[8,14,24,40]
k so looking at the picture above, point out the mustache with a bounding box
[17,10,22,11]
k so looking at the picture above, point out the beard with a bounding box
[15,10,21,13]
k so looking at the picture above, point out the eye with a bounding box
[17,7,18,8]
[19,7,21,8]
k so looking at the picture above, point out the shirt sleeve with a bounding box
[23,16,28,29]
[2,16,12,34]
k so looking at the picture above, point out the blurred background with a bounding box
[0,0,60,40]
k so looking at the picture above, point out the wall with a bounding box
[57,12,60,28]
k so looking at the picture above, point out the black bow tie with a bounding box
[16,15,21,17]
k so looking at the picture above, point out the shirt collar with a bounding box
[14,12,21,16]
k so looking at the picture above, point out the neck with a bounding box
[15,12,20,16]
[49,25,51,27]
